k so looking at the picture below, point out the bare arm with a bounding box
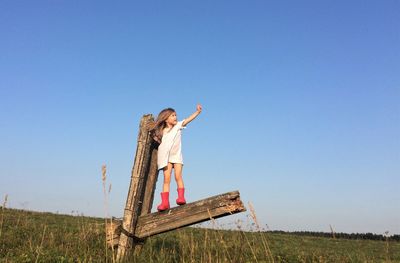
[182,104,202,127]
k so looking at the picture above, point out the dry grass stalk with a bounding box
[1,194,7,208]
[106,220,122,248]
[248,201,274,263]
[101,164,116,262]
[34,225,47,263]
[207,209,233,263]
[0,194,8,238]
[330,224,336,239]
[101,164,108,261]
[238,218,259,263]
[384,231,391,262]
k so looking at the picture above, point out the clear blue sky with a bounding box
[1,1,399,235]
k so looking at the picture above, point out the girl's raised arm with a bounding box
[182,104,202,127]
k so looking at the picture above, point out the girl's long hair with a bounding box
[147,108,175,143]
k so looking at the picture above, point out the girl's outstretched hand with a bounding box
[197,104,202,113]
[183,104,202,127]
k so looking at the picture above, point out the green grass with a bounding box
[0,208,399,262]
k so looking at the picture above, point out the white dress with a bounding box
[157,120,186,170]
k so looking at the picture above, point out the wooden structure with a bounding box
[115,114,246,261]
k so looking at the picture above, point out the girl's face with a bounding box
[166,112,177,125]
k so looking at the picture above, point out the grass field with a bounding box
[0,207,399,262]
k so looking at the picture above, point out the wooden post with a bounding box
[116,114,155,261]
[132,140,160,254]
[140,141,159,216]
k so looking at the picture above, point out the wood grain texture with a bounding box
[116,115,154,261]
[135,191,246,238]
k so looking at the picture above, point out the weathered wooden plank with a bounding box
[132,140,160,254]
[140,141,159,215]
[116,114,155,261]
[134,191,246,238]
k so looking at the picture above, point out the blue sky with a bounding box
[0,1,399,235]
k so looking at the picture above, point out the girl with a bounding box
[149,104,202,212]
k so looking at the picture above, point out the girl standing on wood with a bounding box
[149,104,202,211]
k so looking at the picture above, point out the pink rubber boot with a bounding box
[176,188,186,205]
[157,192,170,212]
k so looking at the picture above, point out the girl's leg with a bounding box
[173,163,184,188]
[162,163,173,192]
[173,163,186,205]
[158,163,173,211]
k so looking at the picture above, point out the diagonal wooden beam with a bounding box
[134,190,246,239]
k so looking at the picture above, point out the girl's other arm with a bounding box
[182,104,202,127]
